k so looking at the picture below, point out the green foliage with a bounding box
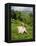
[11,11,33,40]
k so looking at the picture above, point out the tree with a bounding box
[11,9,16,20]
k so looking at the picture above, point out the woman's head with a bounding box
[21,23,24,26]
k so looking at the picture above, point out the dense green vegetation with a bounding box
[11,11,33,40]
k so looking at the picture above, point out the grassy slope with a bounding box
[11,12,33,40]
